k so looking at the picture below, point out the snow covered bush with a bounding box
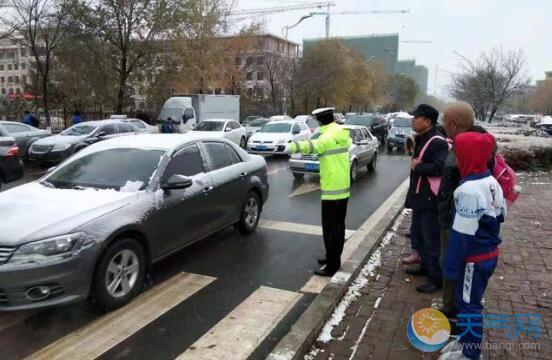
[494,133,552,170]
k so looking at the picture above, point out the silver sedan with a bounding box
[288,125,379,181]
[0,134,269,311]
[0,121,50,159]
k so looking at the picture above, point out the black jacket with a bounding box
[405,127,449,210]
[437,125,494,229]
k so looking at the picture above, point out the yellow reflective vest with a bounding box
[290,122,351,200]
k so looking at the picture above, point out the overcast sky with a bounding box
[236,0,550,98]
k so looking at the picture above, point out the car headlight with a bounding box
[10,233,84,265]
[52,143,72,151]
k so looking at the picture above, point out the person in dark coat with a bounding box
[22,110,32,125]
[405,104,450,293]
[71,111,82,125]
[437,102,495,320]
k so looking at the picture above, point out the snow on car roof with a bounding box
[342,124,369,130]
[86,133,228,152]
[199,118,233,122]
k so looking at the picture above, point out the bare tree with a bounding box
[449,48,530,122]
[75,0,182,113]
[0,0,73,125]
[262,53,290,112]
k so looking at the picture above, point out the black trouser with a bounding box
[412,206,442,285]
[322,198,348,272]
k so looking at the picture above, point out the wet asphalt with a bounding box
[0,150,410,360]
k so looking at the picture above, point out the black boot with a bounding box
[314,265,337,277]
[405,267,428,276]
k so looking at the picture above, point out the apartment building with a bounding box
[0,38,31,98]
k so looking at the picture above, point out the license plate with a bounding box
[256,145,267,150]
[304,163,319,171]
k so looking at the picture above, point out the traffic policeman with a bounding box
[282,107,352,276]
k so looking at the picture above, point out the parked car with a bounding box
[0,121,51,159]
[344,114,388,145]
[0,134,269,310]
[535,116,552,136]
[289,125,378,181]
[124,119,158,134]
[192,119,247,147]
[28,120,140,164]
[294,115,320,132]
[269,115,293,121]
[247,120,311,155]
[0,135,24,189]
[387,113,414,151]
[245,118,270,140]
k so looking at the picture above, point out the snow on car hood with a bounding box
[33,134,87,146]
[249,132,290,142]
[0,182,138,246]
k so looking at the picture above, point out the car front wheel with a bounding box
[239,137,246,148]
[93,238,146,310]
[237,191,261,234]
[368,153,377,172]
[350,160,358,182]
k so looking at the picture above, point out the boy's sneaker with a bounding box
[440,339,461,354]
[437,351,470,360]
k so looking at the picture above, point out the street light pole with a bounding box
[281,14,314,40]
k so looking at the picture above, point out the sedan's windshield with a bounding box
[394,117,412,127]
[60,124,97,136]
[260,123,291,133]
[45,148,165,190]
[194,121,224,131]
[345,115,375,127]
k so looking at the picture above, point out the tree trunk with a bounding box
[42,71,49,128]
[488,106,498,123]
[116,54,128,114]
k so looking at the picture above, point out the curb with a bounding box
[267,179,409,360]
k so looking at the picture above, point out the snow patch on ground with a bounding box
[331,272,351,284]
[271,350,296,360]
[313,210,408,346]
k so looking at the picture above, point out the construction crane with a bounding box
[227,1,336,21]
[229,3,409,39]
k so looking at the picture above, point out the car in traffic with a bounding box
[0,134,269,310]
[192,119,247,148]
[269,115,293,121]
[241,115,263,126]
[28,120,140,164]
[535,116,552,136]
[289,125,378,181]
[387,113,414,151]
[344,113,388,145]
[247,120,311,155]
[0,134,24,189]
[0,121,51,159]
[245,118,270,140]
[294,115,320,132]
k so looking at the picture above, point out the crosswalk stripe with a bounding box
[259,219,354,239]
[289,181,320,197]
[176,286,302,360]
[26,272,215,360]
[299,178,410,294]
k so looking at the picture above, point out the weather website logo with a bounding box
[407,308,451,352]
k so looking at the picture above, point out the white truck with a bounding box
[157,94,240,133]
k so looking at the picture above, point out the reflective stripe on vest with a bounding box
[321,187,350,196]
[319,147,349,158]
[307,139,315,153]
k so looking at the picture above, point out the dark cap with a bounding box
[409,104,439,124]
[312,107,335,125]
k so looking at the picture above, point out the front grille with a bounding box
[31,144,53,153]
[0,246,16,264]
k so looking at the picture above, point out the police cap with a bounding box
[312,107,335,125]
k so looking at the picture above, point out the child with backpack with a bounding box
[438,132,507,360]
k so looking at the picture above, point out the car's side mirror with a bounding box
[161,175,193,191]
[46,166,57,174]
[293,129,300,135]
[358,140,369,145]
[96,131,107,138]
